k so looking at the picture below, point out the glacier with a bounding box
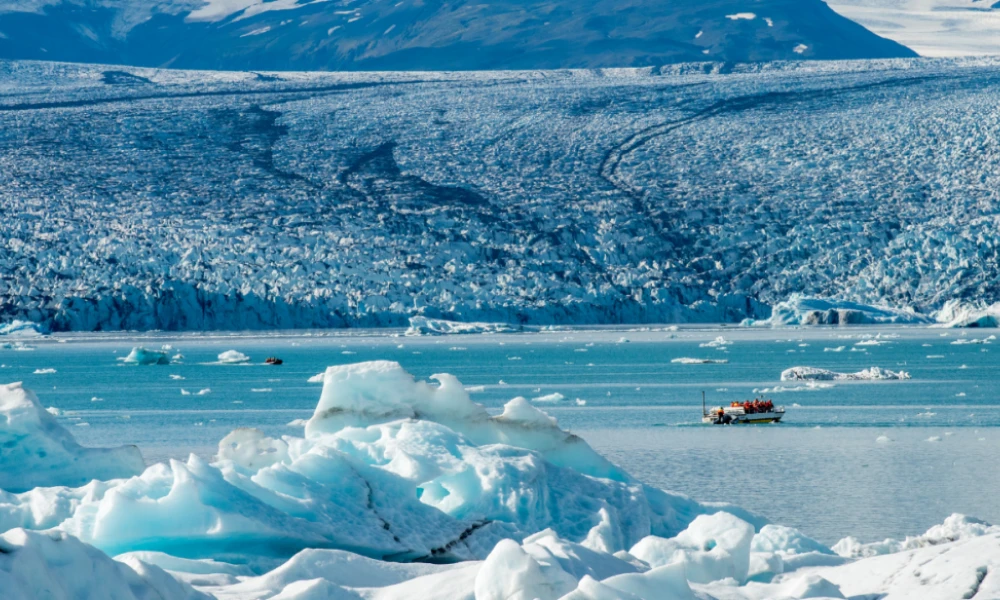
[3,58,1000,332]
[3,360,1000,599]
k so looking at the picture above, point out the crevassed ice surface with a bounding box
[2,58,1000,331]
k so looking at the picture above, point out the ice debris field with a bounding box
[3,358,1000,599]
[4,58,1000,332]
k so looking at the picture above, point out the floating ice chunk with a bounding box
[699,336,731,348]
[671,358,729,365]
[465,385,486,393]
[951,336,995,345]
[122,347,171,365]
[286,418,308,427]
[876,435,891,443]
[726,12,756,20]
[0,320,48,337]
[0,382,144,492]
[170,374,185,380]
[757,296,931,327]
[251,388,272,393]
[781,366,909,381]
[793,43,808,54]
[217,350,250,364]
[532,392,566,403]
[45,406,62,416]
[926,436,942,442]
[307,372,324,383]
[33,368,57,374]
[832,514,997,558]
[575,399,587,406]
[933,300,1000,328]
[405,316,517,336]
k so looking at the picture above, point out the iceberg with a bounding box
[122,346,172,365]
[671,358,729,365]
[405,316,518,336]
[1,362,748,566]
[6,361,1000,599]
[0,382,145,492]
[0,320,47,338]
[780,366,911,382]
[752,296,931,327]
[216,350,250,364]
[933,300,1000,328]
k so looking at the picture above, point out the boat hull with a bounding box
[703,411,784,425]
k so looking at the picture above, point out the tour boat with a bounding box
[701,392,785,425]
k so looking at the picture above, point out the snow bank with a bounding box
[780,366,910,382]
[405,316,517,336]
[0,320,47,337]
[122,346,172,365]
[749,296,930,327]
[0,382,144,492]
[933,300,1000,328]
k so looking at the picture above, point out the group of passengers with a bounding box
[730,399,774,414]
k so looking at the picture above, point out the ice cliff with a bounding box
[2,59,1000,332]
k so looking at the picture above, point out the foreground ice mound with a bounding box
[781,366,910,382]
[0,362,744,564]
[0,320,47,337]
[749,296,930,327]
[217,350,250,364]
[933,300,1000,328]
[0,382,144,492]
[122,346,172,365]
[405,316,518,336]
[0,528,207,600]
[832,514,998,559]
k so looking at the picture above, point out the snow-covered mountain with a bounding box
[825,0,1000,57]
[1,57,999,332]
[0,0,916,71]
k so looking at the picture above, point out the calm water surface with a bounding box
[2,326,996,545]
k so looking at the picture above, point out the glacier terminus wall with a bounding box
[1,58,999,331]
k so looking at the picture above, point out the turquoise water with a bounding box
[2,326,997,545]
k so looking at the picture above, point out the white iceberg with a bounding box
[752,296,931,327]
[216,350,250,364]
[671,358,729,365]
[780,366,910,382]
[934,300,1000,328]
[0,382,144,492]
[405,316,517,336]
[122,347,172,365]
[0,320,48,338]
